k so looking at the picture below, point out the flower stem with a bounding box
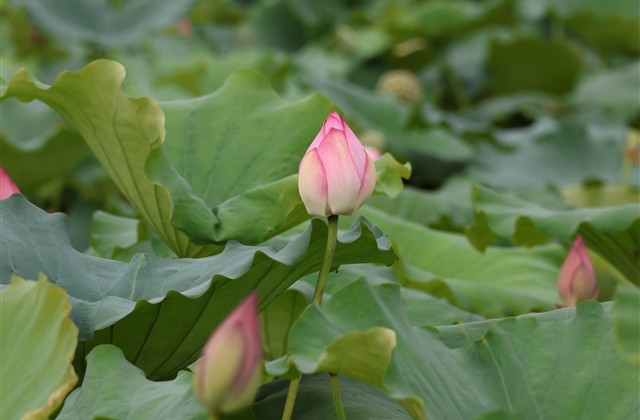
[312,215,339,304]
[330,373,346,420]
[282,216,339,420]
[282,376,300,420]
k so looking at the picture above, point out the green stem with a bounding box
[312,215,339,304]
[282,376,301,420]
[330,373,347,420]
[282,216,339,420]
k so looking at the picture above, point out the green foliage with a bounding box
[357,206,562,316]
[0,195,396,379]
[286,279,638,419]
[468,185,640,284]
[0,275,78,419]
[2,0,638,418]
[58,345,206,419]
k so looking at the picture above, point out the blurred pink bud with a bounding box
[0,168,20,200]
[193,293,262,414]
[557,235,599,307]
[364,146,383,161]
[298,111,377,216]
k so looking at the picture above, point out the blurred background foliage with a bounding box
[1,0,638,250]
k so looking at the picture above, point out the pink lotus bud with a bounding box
[0,168,20,200]
[193,293,262,414]
[298,111,377,216]
[557,235,599,307]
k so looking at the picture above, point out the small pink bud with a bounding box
[193,293,262,414]
[557,235,599,307]
[0,168,20,200]
[298,111,377,216]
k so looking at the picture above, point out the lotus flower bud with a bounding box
[193,293,262,415]
[0,168,20,200]
[557,235,599,307]
[298,111,377,216]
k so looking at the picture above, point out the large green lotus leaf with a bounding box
[288,279,638,419]
[0,195,396,379]
[469,114,625,188]
[303,75,409,132]
[1,59,211,257]
[1,274,78,419]
[260,288,308,361]
[571,62,640,121]
[58,345,206,419]
[303,263,484,327]
[252,374,411,420]
[149,70,334,244]
[2,60,408,249]
[568,13,640,55]
[486,36,583,95]
[387,0,513,39]
[89,211,145,259]
[367,177,473,230]
[0,98,61,150]
[613,283,640,364]
[350,206,561,316]
[0,129,89,191]
[18,0,195,47]
[467,185,640,284]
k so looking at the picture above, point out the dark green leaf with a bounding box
[0,195,396,379]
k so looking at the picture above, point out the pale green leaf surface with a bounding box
[468,185,640,283]
[353,206,562,316]
[260,288,308,361]
[153,70,334,244]
[613,283,640,364]
[469,184,640,248]
[0,275,78,419]
[90,211,143,258]
[58,345,206,420]
[1,59,208,257]
[571,61,640,120]
[470,115,625,188]
[19,0,196,47]
[288,279,639,419]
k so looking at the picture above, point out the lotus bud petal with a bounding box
[193,293,262,414]
[0,168,20,200]
[557,235,599,307]
[365,146,383,160]
[298,111,376,216]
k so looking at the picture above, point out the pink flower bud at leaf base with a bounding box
[298,111,377,216]
[557,235,599,307]
[193,293,262,415]
[0,168,20,200]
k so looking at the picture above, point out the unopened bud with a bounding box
[557,235,599,307]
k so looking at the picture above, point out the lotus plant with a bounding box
[193,293,262,418]
[287,111,378,420]
[557,235,599,307]
[0,168,20,200]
